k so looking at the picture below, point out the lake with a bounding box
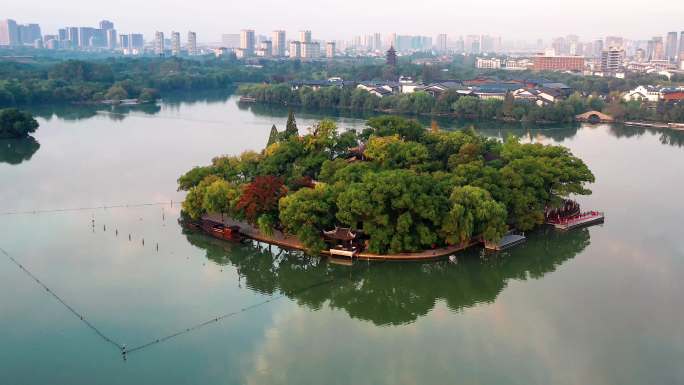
[1,93,683,385]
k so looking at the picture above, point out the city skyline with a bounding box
[2,0,683,42]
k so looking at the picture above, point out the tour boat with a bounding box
[199,219,243,242]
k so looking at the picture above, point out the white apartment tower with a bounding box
[187,31,197,55]
[240,29,255,55]
[171,31,181,56]
[154,31,164,56]
[289,41,301,58]
[300,30,312,43]
[272,30,286,56]
[301,41,320,59]
[326,41,335,58]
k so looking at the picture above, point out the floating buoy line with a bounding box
[0,200,181,216]
[1,236,383,360]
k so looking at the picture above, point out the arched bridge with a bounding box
[576,111,614,123]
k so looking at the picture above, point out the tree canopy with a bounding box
[0,108,39,138]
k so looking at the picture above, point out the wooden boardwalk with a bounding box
[204,214,476,261]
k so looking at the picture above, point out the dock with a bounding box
[547,211,605,231]
[484,233,527,251]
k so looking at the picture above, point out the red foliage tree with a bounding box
[236,176,287,223]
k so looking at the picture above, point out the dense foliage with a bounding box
[180,115,595,255]
[0,108,39,138]
[0,57,271,106]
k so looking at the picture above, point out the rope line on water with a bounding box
[2,243,383,358]
[1,247,125,351]
[0,201,182,216]
[124,276,339,355]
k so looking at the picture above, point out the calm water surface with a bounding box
[1,93,683,385]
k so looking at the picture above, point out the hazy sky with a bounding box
[4,0,683,42]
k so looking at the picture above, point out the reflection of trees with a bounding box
[247,102,375,121]
[30,104,100,121]
[112,103,162,116]
[184,227,590,326]
[161,89,234,108]
[0,136,40,164]
[608,125,646,140]
[658,129,684,147]
[609,125,684,148]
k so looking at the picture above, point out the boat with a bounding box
[199,219,243,242]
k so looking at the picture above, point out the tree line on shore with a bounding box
[239,83,684,123]
[178,114,595,254]
[0,57,268,107]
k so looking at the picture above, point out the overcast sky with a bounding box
[4,0,683,42]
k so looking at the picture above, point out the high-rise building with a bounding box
[17,23,41,46]
[301,41,320,59]
[240,29,255,55]
[272,30,286,56]
[373,33,382,51]
[437,34,447,53]
[635,48,646,62]
[45,37,58,49]
[600,47,624,73]
[256,40,272,57]
[665,32,678,62]
[171,31,181,55]
[0,19,19,46]
[187,31,197,56]
[78,27,97,48]
[58,28,67,42]
[119,34,129,50]
[67,27,79,48]
[99,20,114,31]
[129,34,144,50]
[593,39,604,57]
[652,36,664,60]
[300,30,311,43]
[325,41,335,58]
[679,31,684,60]
[289,41,301,58]
[154,31,164,56]
[106,29,117,49]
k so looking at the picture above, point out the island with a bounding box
[178,114,597,260]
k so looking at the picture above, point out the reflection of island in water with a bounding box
[0,136,40,164]
[184,227,591,326]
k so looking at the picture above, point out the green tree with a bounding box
[203,179,240,220]
[363,116,425,141]
[0,108,39,138]
[336,170,449,254]
[267,124,279,147]
[452,96,481,118]
[138,88,159,103]
[284,110,298,138]
[105,84,128,102]
[279,184,337,253]
[441,186,507,245]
